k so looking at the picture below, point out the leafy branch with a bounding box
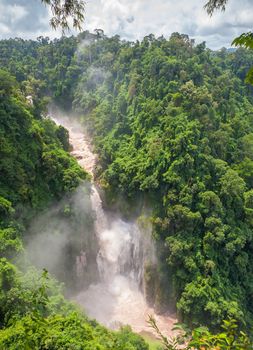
[41,0,85,32]
[148,316,252,349]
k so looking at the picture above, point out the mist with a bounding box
[26,44,174,333]
[42,109,174,337]
[25,183,99,292]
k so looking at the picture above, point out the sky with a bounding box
[0,0,252,49]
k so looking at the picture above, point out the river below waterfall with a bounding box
[52,114,176,338]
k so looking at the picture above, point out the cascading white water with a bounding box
[52,114,176,337]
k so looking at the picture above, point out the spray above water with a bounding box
[52,113,176,337]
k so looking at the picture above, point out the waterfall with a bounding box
[52,113,176,337]
[78,184,147,329]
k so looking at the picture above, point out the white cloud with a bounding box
[83,0,253,48]
[0,0,252,49]
[0,3,27,35]
[0,0,52,39]
[0,22,10,35]
[11,4,27,21]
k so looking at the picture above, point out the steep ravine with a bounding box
[52,113,176,338]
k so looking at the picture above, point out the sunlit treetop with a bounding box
[41,0,85,32]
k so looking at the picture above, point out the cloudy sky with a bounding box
[0,0,252,49]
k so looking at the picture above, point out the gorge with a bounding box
[1,30,253,348]
[52,113,176,338]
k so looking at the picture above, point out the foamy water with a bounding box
[52,114,176,338]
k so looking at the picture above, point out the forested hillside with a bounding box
[0,64,149,348]
[1,31,253,339]
[74,34,253,329]
[72,33,253,329]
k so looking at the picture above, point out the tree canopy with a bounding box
[1,24,253,347]
[0,63,149,349]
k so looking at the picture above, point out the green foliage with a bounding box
[0,196,14,220]
[42,146,87,195]
[188,319,251,349]
[0,69,88,212]
[0,53,150,350]
[2,30,253,343]
[0,228,23,258]
[149,316,252,349]
[0,312,148,350]
[0,70,17,96]
[232,33,253,50]
[231,33,253,84]
[204,1,253,85]
[0,268,148,350]
[43,31,253,330]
